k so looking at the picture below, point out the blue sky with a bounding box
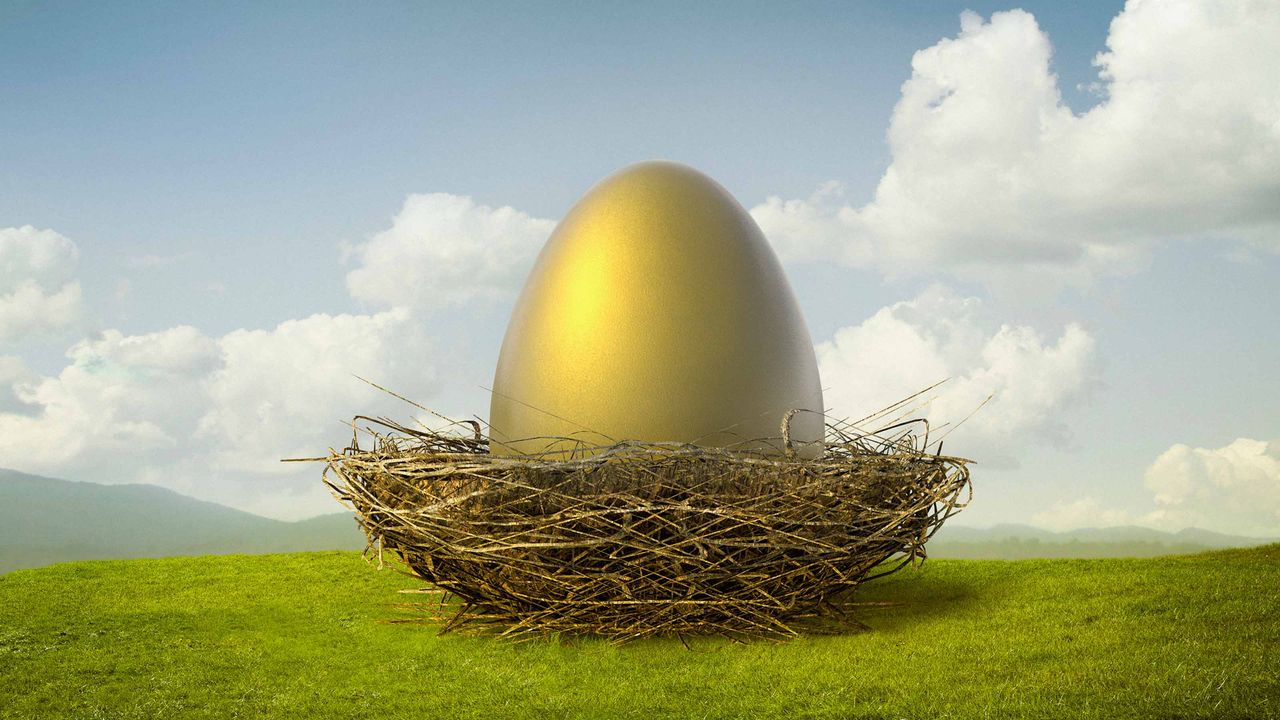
[2,0,1277,532]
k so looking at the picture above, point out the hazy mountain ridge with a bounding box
[0,468,365,573]
[928,523,1278,559]
[3,469,1275,572]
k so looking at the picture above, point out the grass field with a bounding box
[1,546,1277,719]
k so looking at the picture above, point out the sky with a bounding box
[2,0,1277,533]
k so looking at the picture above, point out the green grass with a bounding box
[2,547,1277,719]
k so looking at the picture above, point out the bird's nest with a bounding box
[320,399,971,641]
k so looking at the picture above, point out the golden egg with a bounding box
[489,161,823,458]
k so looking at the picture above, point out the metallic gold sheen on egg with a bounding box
[489,161,824,458]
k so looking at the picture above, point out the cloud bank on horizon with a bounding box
[1034,437,1280,537]
[1,0,1277,530]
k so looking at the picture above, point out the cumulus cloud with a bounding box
[0,226,86,343]
[0,355,37,414]
[817,285,1098,463]
[0,310,436,519]
[345,193,555,311]
[1142,438,1280,537]
[752,0,1280,284]
[0,209,472,518]
[0,326,220,468]
[748,181,873,266]
[196,308,434,473]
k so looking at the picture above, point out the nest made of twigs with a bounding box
[319,400,972,642]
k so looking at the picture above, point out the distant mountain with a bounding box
[928,523,1278,559]
[0,468,365,573]
[4,468,1275,572]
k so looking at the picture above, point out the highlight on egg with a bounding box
[489,161,824,458]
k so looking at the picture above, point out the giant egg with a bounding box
[489,161,824,458]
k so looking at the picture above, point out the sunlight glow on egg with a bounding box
[489,161,824,458]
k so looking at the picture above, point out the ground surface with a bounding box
[1,547,1277,719]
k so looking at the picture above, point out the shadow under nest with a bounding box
[323,401,972,642]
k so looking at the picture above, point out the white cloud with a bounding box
[1031,496,1133,532]
[1,326,220,466]
[753,1,1280,285]
[0,226,86,343]
[748,181,872,266]
[0,204,482,518]
[344,193,555,311]
[0,355,37,414]
[0,309,436,519]
[816,285,1098,463]
[0,281,84,343]
[196,307,434,474]
[1142,438,1280,537]
[123,253,185,269]
[1026,438,1280,535]
[0,226,77,286]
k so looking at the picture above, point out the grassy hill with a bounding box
[0,468,364,573]
[1,547,1276,719]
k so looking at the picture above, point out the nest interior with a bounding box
[322,403,972,641]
